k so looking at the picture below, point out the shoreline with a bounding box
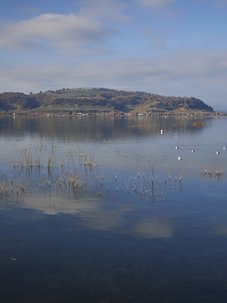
[0,109,226,118]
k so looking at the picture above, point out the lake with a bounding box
[0,115,227,303]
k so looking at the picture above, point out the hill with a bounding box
[0,88,214,115]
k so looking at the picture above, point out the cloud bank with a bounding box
[0,13,112,54]
[1,51,226,107]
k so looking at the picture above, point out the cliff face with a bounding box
[0,88,214,113]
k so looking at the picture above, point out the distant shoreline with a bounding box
[0,109,226,118]
[0,88,215,115]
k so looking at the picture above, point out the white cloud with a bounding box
[78,0,129,21]
[0,1,131,54]
[136,0,176,13]
[0,13,112,54]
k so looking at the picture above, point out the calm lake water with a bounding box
[0,116,227,303]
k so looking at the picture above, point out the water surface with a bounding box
[0,116,227,303]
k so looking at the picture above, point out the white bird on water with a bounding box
[177,156,183,160]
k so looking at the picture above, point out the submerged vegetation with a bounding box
[0,131,225,209]
[0,173,25,201]
[0,115,226,215]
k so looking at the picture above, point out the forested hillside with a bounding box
[0,88,214,114]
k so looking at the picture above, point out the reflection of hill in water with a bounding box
[0,116,210,140]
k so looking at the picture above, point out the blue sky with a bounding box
[0,0,227,109]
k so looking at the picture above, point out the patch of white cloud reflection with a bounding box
[134,219,174,239]
[215,224,227,237]
[19,193,100,216]
[82,209,125,231]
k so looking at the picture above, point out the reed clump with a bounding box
[0,175,25,201]
[201,167,223,179]
[55,174,84,198]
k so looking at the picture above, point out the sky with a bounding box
[0,0,227,109]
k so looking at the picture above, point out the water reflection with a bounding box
[215,224,227,236]
[1,116,227,303]
[0,116,226,220]
[19,193,100,216]
[134,219,174,239]
[0,115,211,141]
